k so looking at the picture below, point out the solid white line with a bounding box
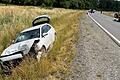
[88,13,120,46]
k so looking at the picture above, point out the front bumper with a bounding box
[0,51,23,62]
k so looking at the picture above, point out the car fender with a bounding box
[36,42,46,51]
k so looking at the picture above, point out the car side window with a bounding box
[41,25,51,34]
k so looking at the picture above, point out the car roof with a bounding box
[21,23,49,33]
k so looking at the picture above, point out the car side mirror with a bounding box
[42,33,48,37]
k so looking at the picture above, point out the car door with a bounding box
[48,25,56,42]
[41,24,52,49]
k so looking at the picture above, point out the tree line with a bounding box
[98,0,120,11]
[0,0,120,11]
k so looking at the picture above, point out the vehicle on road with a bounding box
[0,15,56,75]
[114,12,120,22]
[88,9,95,13]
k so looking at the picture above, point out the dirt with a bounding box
[66,14,120,80]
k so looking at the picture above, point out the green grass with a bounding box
[0,6,82,80]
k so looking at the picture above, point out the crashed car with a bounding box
[0,15,56,74]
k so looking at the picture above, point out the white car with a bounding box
[0,15,56,75]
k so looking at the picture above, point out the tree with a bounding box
[43,0,54,7]
[1,0,120,11]
[2,0,12,5]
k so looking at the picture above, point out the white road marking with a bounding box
[88,13,120,46]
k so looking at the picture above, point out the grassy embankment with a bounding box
[103,11,114,17]
[0,6,82,80]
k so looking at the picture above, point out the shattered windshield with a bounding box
[15,28,40,43]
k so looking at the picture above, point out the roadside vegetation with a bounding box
[1,0,120,11]
[103,12,114,17]
[0,6,82,79]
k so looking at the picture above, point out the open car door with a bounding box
[32,15,50,26]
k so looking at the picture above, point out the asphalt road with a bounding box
[67,13,120,80]
[89,12,120,42]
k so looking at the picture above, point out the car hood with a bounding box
[1,38,39,56]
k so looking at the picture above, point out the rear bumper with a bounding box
[0,51,23,62]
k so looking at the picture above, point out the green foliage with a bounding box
[1,0,120,11]
[1,0,97,9]
[98,0,120,11]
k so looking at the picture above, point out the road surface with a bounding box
[67,13,120,80]
[89,12,120,43]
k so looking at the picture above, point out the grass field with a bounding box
[0,6,82,80]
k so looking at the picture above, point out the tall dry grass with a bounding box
[103,11,114,17]
[0,6,82,80]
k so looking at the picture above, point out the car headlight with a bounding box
[6,50,10,54]
[18,44,29,51]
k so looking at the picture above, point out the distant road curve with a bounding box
[88,12,120,46]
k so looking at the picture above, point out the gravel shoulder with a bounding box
[67,14,120,80]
